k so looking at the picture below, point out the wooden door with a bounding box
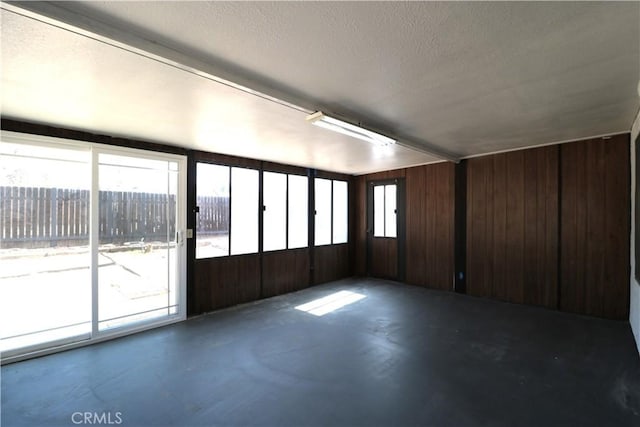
[367,179,405,280]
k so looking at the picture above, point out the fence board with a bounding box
[0,186,201,249]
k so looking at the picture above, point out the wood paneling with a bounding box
[405,162,455,291]
[369,238,398,279]
[353,170,405,277]
[353,176,367,276]
[354,165,454,286]
[314,244,350,285]
[466,146,558,308]
[194,255,261,313]
[454,162,467,293]
[262,248,310,297]
[560,135,630,319]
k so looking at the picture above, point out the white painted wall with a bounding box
[629,107,640,356]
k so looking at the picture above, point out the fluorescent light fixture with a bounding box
[295,290,367,316]
[306,111,396,147]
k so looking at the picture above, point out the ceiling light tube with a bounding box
[306,111,396,147]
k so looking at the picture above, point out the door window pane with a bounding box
[196,163,230,258]
[314,178,332,245]
[98,154,176,331]
[231,167,259,255]
[263,172,287,251]
[288,175,308,249]
[1,136,186,359]
[332,180,348,244]
[385,185,397,238]
[167,165,179,311]
[373,185,385,237]
[0,142,91,353]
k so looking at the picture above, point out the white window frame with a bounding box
[0,130,187,364]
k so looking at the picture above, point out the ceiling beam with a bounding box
[3,1,461,163]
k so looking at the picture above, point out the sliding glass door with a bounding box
[98,153,181,331]
[0,142,92,354]
[0,133,186,359]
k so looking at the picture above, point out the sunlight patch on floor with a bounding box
[295,290,366,316]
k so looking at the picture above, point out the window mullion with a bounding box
[227,167,232,255]
[90,148,99,337]
[285,174,290,249]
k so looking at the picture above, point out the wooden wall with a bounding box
[4,119,630,320]
[194,256,261,313]
[369,238,398,279]
[263,248,310,298]
[353,135,629,320]
[405,162,455,291]
[560,135,630,319]
[465,136,630,319]
[315,244,351,285]
[466,146,559,308]
[353,176,368,276]
[191,151,354,314]
[354,164,456,289]
[353,170,407,277]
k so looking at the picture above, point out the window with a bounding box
[0,134,187,360]
[332,181,348,244]
[230,168,259,255]
[196,164,230,258]
[263,172,287,251]
[196,164,259,257]
[197,166,345,256]
[263,172,309,251]
[373,184,397,238]
[315,178,349,245]
[288,175,309,249]
[314,179,332,245]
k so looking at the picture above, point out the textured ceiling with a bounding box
[2,1,639,172]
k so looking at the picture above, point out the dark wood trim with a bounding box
[193,150,262,169]
[396,178,407,282]
[557,146,563,311]
[352,176,367,276]
[315,170,352,181]
[1,118,188,155]
[186,151,198,316]
[258,163,265,298]
[454,161,467,293]
[262,161,308,176]
[348,176,357,276]
[308,169,316,285]
[635,134,640,283]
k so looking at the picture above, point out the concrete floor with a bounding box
[2,278,640,426]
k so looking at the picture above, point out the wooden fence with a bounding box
[1,187,91,248]
[196,196,229,236]
[0,187,230,249]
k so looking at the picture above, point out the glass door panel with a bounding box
[0,141,91,354]
[97,153,178,331]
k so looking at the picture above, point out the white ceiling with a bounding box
[2,1,639,174]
